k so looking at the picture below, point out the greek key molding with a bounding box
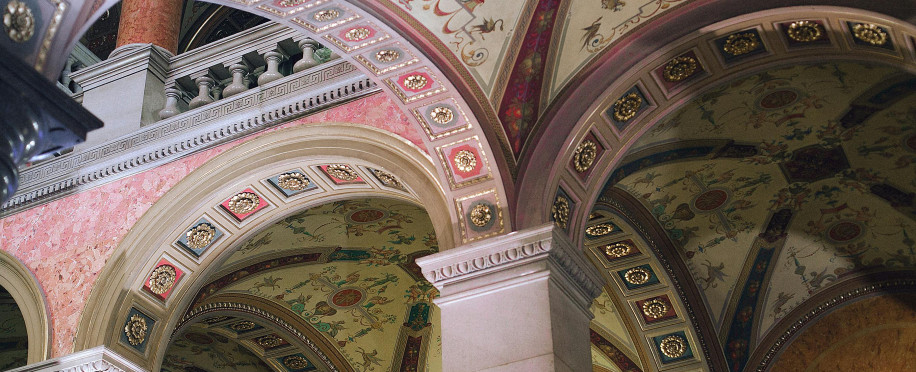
[2,61,378,216]
[417,224,603,300]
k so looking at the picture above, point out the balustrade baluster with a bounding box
[293,39,319,73]
[258,51,285,85]
[222,63,250,98]
[158,87,183,119]
[188,76,215,109]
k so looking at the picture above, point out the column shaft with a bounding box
[115,0,183,54]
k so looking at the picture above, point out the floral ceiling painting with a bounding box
[609,61,916,371]
[165,198,442,372]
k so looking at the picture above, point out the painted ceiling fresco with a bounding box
[0,286,28,371]
[590,289,643,372]
[183,198,441,371]
[612,61,916,371]
[162,325,274,372]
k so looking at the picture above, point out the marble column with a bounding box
[115,0,183,54]
[417,224,604,372]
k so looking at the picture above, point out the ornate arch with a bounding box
[0,250,52,364]
[73,123,454,369]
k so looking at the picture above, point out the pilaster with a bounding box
[417,224,604,371]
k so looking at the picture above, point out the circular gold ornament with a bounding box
[573,140,598,173]
[552,196,570,229]
[326,164,359,181]
[284,355,310,369]
[642,299,669,319]
[313,9,339,22]
[403,74,428,90]
[228,192,260,214]
[624,267,651,285]
[257,334,283,348]
[3,0,34,43]
[787,21,824,42]
[430,106,454,124]
[344,27,371,42]
[453,150,477,173]
[186,223,216,249]
[613,93,642,122]
[229,320,256,331]
[604,242,632,258]
[148,265,177,295]
[469,204,492,227]
[663,56,698,82]
[375,49,400,62]
[586,223,615,237]
[371,169,403,189]
[723,33,761,56]
[124,314,148,346]
[852,23,888,46]
[659,335,687,359]
[278,172,310,190]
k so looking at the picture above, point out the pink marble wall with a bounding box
[0,93,422,357]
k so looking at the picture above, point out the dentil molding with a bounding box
[8,346,145,372]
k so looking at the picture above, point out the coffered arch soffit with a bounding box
[73,123,453,370]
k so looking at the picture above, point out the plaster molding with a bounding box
[0,250,51,364]
[3,61,377,216]
[417,223,604,307]
[71,44,172,90]
[7,346,145,372]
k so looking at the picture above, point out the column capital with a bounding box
[418,223,603,308]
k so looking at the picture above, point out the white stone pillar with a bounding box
[417,224,604,372]
[7,346,146,372]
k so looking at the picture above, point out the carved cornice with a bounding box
[2,61,379,216]
[7,346,143,372]
[417,224,603,301]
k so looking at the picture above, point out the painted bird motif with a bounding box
[469,18,504,40]
[581,17,602,50]
[355,347,383,371]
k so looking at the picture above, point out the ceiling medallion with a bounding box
[148,265,177,295]
[430,106,454,124]
[124,314,148,346]
[344,27,371,42]
[604,242,632,258]
[624,267,651,285]
[3,0,34,43]
[787,21,824,42]
[283,355,310,369]
[642,299,669,319]
[573,140,598,173]
[371,169,403,189]
[257,334,283,348]
[326,164,359,181]
[663,56,698,82]
[278,172,310,190]
[852,23,888,46]
[723,32,761,56]
[612,93,642,122]
[453,149,478,173]
[659,335,687,359]
[586,223,615,237]
[313,9,339,22]
[403,74,429,90]
[552,195,570,229]
[229,320,257,331]
[228,192,260,214]
[469,204,492,227]
[375,49,400,63]
[186,223,216,249]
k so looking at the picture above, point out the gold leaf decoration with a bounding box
[659,335,687,358]
[344,27,370,42]
[326,164,359,181]
[278,172,310,190]
[375,49,399,62]
[453,149,477,173]
[430,106,454,124]
[552,195,570,229]
[642,298,669,319]
[148,265,177,295]
[3,0,34,43]
[787,21,824,42]
[228,192,260,214]
[469,204,492,227]
[624,267,651,285]
[723,32,761,56]
[573,140,598,173]
[186,223,216,249]
[124,314,148,346]
[852,23,888,46]
[313,9,339,22]
[663,56,698,82]
[403,74,428,90]
[603,242,632,258]
[613,93,642,122]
